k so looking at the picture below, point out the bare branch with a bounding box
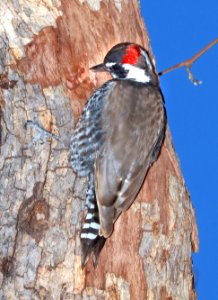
[158,38,218,83]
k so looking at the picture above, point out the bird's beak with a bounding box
[89,63,107,72]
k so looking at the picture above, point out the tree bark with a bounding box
[0,0,198,299]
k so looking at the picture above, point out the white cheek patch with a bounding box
[123,64,151,83]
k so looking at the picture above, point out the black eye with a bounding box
[111,64,128,78]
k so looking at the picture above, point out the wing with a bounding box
[95,81,166,237]
[71,80,115,176]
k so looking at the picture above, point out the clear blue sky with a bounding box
[141,1,218,299]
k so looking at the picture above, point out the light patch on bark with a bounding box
[141,201,161,226]
[130,200,141,212]
[0,0,62,61]
[15,235,42,288]
[105,273,131,300]
[114,0,122,12]
[79,0,102,11]
[82,273,130,299]
[43,227,68,266]
[34,241,83,298]
[79,0,122,12]
[83,287,106,298]
[168,173,184,233]
[73,255,86,294]
[138,173,195,299]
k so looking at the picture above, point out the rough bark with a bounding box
[0,0,198,299]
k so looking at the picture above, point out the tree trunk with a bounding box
[0,0,198,299]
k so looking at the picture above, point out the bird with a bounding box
[70,42,167,267]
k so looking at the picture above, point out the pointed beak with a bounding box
[89,63,107,72]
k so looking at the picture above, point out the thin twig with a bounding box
[158,38,218,77]
[186,67,202,86]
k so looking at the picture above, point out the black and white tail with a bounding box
[80,174,106,267]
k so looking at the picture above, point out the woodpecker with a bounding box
[71,42,167,267]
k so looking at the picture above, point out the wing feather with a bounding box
[95,81,166,237]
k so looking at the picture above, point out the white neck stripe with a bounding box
[123,64,150,83]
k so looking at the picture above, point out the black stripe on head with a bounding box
[107,64,129,79]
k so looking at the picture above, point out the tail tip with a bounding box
[81,236,106,268]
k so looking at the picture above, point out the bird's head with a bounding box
[90,43,157,84]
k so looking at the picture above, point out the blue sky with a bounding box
[141,1,218,299]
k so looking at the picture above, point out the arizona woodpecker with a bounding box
[71,42,167,267]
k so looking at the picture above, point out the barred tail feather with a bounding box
[81,174,106,267]
[80,207,106,268]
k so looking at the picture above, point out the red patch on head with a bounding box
[122,45,141,65]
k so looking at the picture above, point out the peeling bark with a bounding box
[0,0,198,299]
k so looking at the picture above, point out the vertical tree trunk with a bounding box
[0,0,198,299]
